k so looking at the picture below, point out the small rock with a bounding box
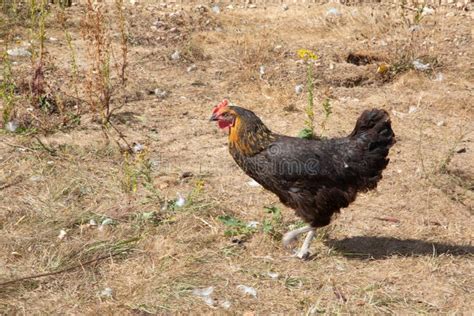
[5,121,19,132]
[154,88,168,99]
[247,221,259,228]
[421,7,434,16]
[171,50,180,60]
[226,5,234,10]
[211,5,220,14]
[58,229,67,240]
[249,4,257,9]
[193,286,215,307]
[89,219,98,226]
[49,37,58,42]
[7,47,31,57]
[100,287,113,298]
[187,64,197,72]
[282,4,289,11]
[193,286,214,297]
[220,300,231,309]
[101,218,114,226]
[445,12,455,18]
[436,120,445,127]
[434,72,444,82]
[259,65,265,79]
[408,106,418,114]
[132,142,144,153]
[326,8,341,16]
[175,194,186,207]
[295,84,304,95]
[267,271,279,279]
[30,175,43,182]
[412,59,430,71]
[237,285,257,298]
[456,148,466,154]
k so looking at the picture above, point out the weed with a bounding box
[82,0,113,124]
[60,9,79,99]
[296,49,318,140]
[217,214,256,237]
[320,97,332,137]
[81,0,132,150]
[113,0,128,86]
[284,276,304,289]
[0,52,16,125]
[121,149,153,193]
[262,205,283,238]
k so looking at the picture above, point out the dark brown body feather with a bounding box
[228,106,395,228]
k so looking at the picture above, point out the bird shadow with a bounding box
[325,236,474,260]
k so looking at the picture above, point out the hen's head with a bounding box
[209,99,237,131]
[210,100,274,154]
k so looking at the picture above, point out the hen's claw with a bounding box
[282,225,312,249]
[294,249,311,260]
[291,229,316,260]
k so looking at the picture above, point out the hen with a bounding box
[211,100,395,259]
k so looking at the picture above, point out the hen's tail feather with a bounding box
[349,109,395,190]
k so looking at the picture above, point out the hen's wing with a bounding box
[244,135,359,226]
[260,135,357,188]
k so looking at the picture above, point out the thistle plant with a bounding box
[296,49,318,140]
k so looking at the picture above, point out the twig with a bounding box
[0,250,129,287]
[107,121,133,152]
[2,141,34,152]
[0,176,24,191]
[34,136,57,156]
[401,5,418,12]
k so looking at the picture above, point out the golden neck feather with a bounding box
[228,116,274,156]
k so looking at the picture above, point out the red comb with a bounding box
[212,99,229,113]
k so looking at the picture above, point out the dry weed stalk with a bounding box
[82,0,113,123]
[81,0,131,151]
[114,0,128,86]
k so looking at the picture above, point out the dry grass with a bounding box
[1,2,473,314]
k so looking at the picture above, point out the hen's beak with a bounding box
[210,113,218,121]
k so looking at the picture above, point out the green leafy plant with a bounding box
[296,49,318,140]
[296,49,334,139]
[320,98,332,136]
[262,205,282,237]
[217,215,256,237]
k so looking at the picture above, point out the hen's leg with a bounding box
[295,229,316,259]
[282,225,312,249]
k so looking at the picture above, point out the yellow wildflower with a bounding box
[297,49,318,61]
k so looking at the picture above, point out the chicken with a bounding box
[210,100,395,259]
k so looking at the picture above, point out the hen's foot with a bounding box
[292,229,316,260]
[282,225,312,249]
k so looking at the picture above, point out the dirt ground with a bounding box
[0,1,473,314]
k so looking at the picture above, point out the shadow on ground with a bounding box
[326,236,474,259]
